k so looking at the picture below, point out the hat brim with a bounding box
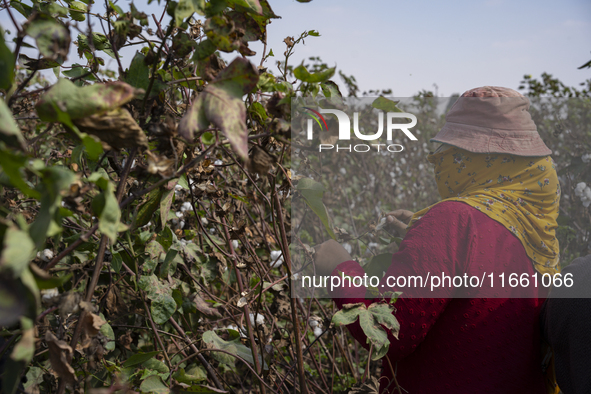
[430,121,552,157]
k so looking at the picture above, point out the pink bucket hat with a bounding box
[430,86,552,157]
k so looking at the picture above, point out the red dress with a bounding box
[331,201,548,394]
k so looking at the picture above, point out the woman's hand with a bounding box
[313,239,353,276]
[385,209,414,237]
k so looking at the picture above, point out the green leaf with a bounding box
[176,0,206,26]
[0,225,35,277]
[25,15,71,62]
[193,39,217,61]
[159,248,180,278]
[320,81,342,98]
[151,293,177,324]
[227,0,263,15]
[123,52,164,98]
[204,15,240,53]
[35,78,139,122]
[0,151,39,198]
[143,358,170,374]
[10,317,35,363]
[173,365,208,383]
[0,29,15,90]
[157,226,174,252]
[160,181,178,226]
[202,330,268,370]
[332,302,399,361]
[296,177,336,239]
[99,316,116,352]
[368,303,400,335]
[0,274,27,326]
[146,240,165,261]
[136,188,163,228]
[77,32,115,58]
[371,96,402,113]
[332,302,364,327]
[294,64,335,83]
[123,351,161,367]
[30,266,72,290]
[0,98,25,150]
[90,171,122,243]
[139,375,169,394]
[179,57,259,160]
[69,1,87,22]
[19,54,61,70]
[248,101,268,124]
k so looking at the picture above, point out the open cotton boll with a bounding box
[226,324,247,338]
[180,202,192,213]
[313,326,323,338]
[41,288,59,304]
[249,313,265,326]
[232,240,239,249]
[270,250,283,268]
[37,249,54,262]
[214,160,223,166]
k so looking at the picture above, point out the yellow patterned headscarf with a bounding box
[409,147,560,275]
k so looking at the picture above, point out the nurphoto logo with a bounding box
[302,105,419,153]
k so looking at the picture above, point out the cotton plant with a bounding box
[270,250,284,268]
[37,248,54,262]
[249,313,265,326]
[575,182,591,208]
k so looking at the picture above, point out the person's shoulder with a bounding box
[421,200,475,220]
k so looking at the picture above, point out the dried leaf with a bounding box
[247,145,275,175]
[192,293,222,319]
[72,108,148,150]
[45,331,76,385]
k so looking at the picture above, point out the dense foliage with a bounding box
[0,1,589,394]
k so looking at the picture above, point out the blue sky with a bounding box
[1,0,590,96]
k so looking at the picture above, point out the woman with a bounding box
[314,86,560,393]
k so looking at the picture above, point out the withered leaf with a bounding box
[247,145,275,175]
[45,331,76,386]
[72,108,148,150]
[192,293,222,319]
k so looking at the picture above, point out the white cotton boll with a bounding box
[41,288,59,304]
[400,158,406,165]
[227,324,247,338]
[582,153,591,163]
[270,250,283,268]
[418,164,424,170]
[249,313,265,326]
[313,327,323,338]
[308,319,319,328]
[176,211,184,218]
[575,182,587,196]
[343,243,352,254]
[232,240,239,249]
[214,160,223,166]
[180,202,192,213]
[340,168,347,175]
[37,249,54,262]
[201,217,209,225]
[209,227,216,234]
